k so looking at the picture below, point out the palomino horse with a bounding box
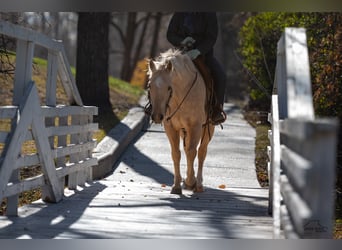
[147,49,215,194]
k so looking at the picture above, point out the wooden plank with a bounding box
[77,115,90,185]
[284,28,314,119]
[53,141,97,159]
[86,114,94,181]
[45,46,57,155]
[0,20,63,52]
[300,121,337,238]
[275,34,287,119]
[280,174,312,236]
[68,114,80,189]
[44,62,56,164]
[2,152,86,206]
[2,180,271,238]
[56,116,68,190]
[280,118,338,140]
[13,39,34,106]
[0,106,17,119]
[280,144,311,192]
[56,158,98,178]
[28,83,63,203]
[267,145,271,160]
[0,82,36,213]
[269,94,281,238]
[41,105,98,117]
[0,132,9,144]
[267,112,272,124]
[46,50,58,106]
[56,116,68,169]
[5,107,22,216]
[46,123,98,137]
[280,204,299,239]
[16,154,40,168]
[4,175,45,198]
[268,130,272,144]
[7,171,19,216]
[57,48,83,106]
[45,116,56,151]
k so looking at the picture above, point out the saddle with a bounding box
[191,55,218,123]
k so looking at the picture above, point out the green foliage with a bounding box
[238,12,341,116]
[309,14,342,120]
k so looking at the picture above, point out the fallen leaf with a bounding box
[218,184,226,189]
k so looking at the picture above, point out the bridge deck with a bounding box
[0,103,273,238]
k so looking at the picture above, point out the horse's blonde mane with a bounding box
[148,49,196,79]
[158,49,182,66]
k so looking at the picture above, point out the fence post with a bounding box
[302,120,338,238]
[6,39,35,216]
[270,27,338,238]
[13,39,34,104]
[284,28,314,120]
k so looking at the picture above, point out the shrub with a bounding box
[238,12,341,117]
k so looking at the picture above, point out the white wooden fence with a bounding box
[0,20,98,216]
[268,28,339,238]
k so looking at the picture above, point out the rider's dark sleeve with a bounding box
[166,13,184,47]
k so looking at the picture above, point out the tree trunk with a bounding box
[76,12,111,113]
[120,12,137,82]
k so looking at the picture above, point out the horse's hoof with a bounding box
[183,181,196,190]
[171,186,182,195]
[194,185,204,193]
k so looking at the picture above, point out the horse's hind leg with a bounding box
[183,125,202,190]
[196,124,215,192]
[164,125,182,194]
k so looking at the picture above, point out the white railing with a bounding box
[268,28,339,238]
[0,20,98,216]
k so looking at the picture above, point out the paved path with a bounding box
[0,103,273,238]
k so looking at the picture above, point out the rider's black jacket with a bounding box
[166,12,218,57]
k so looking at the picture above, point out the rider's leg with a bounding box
[205,55,227,125]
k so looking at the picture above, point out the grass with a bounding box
[0,54,144,215]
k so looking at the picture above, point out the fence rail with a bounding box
[268,28,338,238]
[0,20,98,216]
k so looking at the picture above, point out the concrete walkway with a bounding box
[0,103,273,238]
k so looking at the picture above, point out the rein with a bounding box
[166,72,198,122]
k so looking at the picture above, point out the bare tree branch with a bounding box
[234,51,271,99]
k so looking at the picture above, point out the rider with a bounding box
[166,12,227,125]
